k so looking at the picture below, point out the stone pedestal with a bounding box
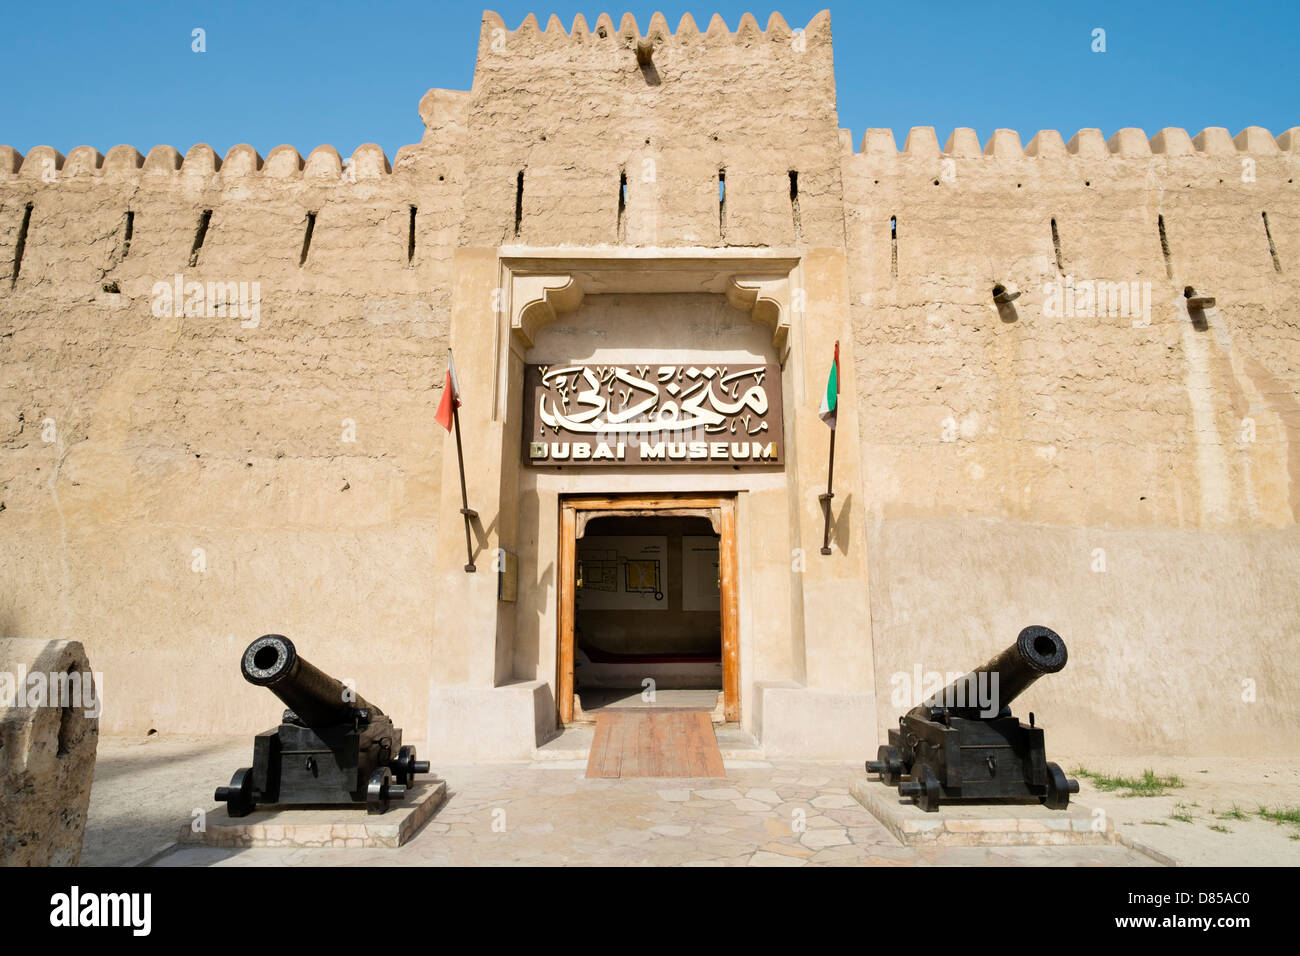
[850,777,1114,847]
[189,780,446,849]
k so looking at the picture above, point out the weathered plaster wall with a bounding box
[0,127,467,736]
[459,11,842,249]
[844,127,1300,754]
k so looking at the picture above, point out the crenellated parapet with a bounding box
[0,141,409,184]
[476,9,830,48]
[855,125,1300,159]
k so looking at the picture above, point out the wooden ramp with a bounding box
[585,711,726,778]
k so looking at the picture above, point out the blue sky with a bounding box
[0,2,1294,157]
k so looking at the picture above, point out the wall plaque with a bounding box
[523,363,783,465]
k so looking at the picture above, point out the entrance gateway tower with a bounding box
[426,11,876,758]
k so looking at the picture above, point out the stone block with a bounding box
[0,639,100,866]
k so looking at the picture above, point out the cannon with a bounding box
[214,635,431,816]
[866,625,1079,811]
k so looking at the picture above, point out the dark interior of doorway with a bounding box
[575,514,721,714]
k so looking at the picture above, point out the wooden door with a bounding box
[558,494,740,724]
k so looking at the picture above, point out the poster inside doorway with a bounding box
[576,536,668,610]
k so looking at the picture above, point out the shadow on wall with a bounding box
[516,488,551,680]
[829,493,854,557]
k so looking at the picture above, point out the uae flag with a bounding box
[819,342,839,429]
[435,351,461,431]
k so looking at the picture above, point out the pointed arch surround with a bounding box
[495,249,802,419]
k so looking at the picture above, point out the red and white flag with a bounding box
[435,350,461,432]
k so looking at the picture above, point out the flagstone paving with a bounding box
[95,735,1296,866]
[144,760,1155,867]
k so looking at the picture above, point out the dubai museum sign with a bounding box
[523,363,783,466]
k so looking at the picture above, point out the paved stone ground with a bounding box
[83,735,1297,867]
[151,762,1153,867]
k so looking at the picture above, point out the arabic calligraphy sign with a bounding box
[523,363,783,466]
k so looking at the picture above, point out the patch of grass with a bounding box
[1139,820,1169,826]
[1170,812,1194,824]
[1209,825,1229,833]
[1217,805,1247,821]
[1074,767,1185,797]
[1256,806,1300,825]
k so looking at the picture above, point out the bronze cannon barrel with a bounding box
[915,625,1067,719]
[239,634,381,726]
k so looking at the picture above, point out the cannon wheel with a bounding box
[367,768,394,815]
[870,745,904,786]
[915,765,942,812]
[216,768,256,818]
[1044,762,1077,810]
[393,745,418,787]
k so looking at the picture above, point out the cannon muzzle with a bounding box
[240,634,381,726]
[915,625,1067,719]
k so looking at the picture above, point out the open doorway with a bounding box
[575,514,722,715]
[558,495,739,724]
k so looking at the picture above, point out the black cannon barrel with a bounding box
[239,634,381,726]
[916,625,1067,719]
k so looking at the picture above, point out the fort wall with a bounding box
[0,11,1296,756]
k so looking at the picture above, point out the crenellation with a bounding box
[943,128,983,158]
[263,144,304,178]
[103,145,144,173]
[735,12,762,41]
[983,129,1023,159]
[19,146,63,178]
[182,143,221,175]
[1107,128,1151,158]
[1025,130,1068,158]
[1192,126,1234,154]
[646,11,671,40]
[64,146,104,176]
[303,145,342,179]
[1234,125,1279,154]
[1150,127,1195,155]
[348,143,392,179]
[765,12,793,38]
[143,145,182,172]
[860,128,898,156]
[221,144,263,179]
[1066,129,1108,157]
[903,127,941,157]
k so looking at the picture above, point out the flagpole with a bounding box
[819,340,839,556]
[819,426,835,555]
[447,349,477,573]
